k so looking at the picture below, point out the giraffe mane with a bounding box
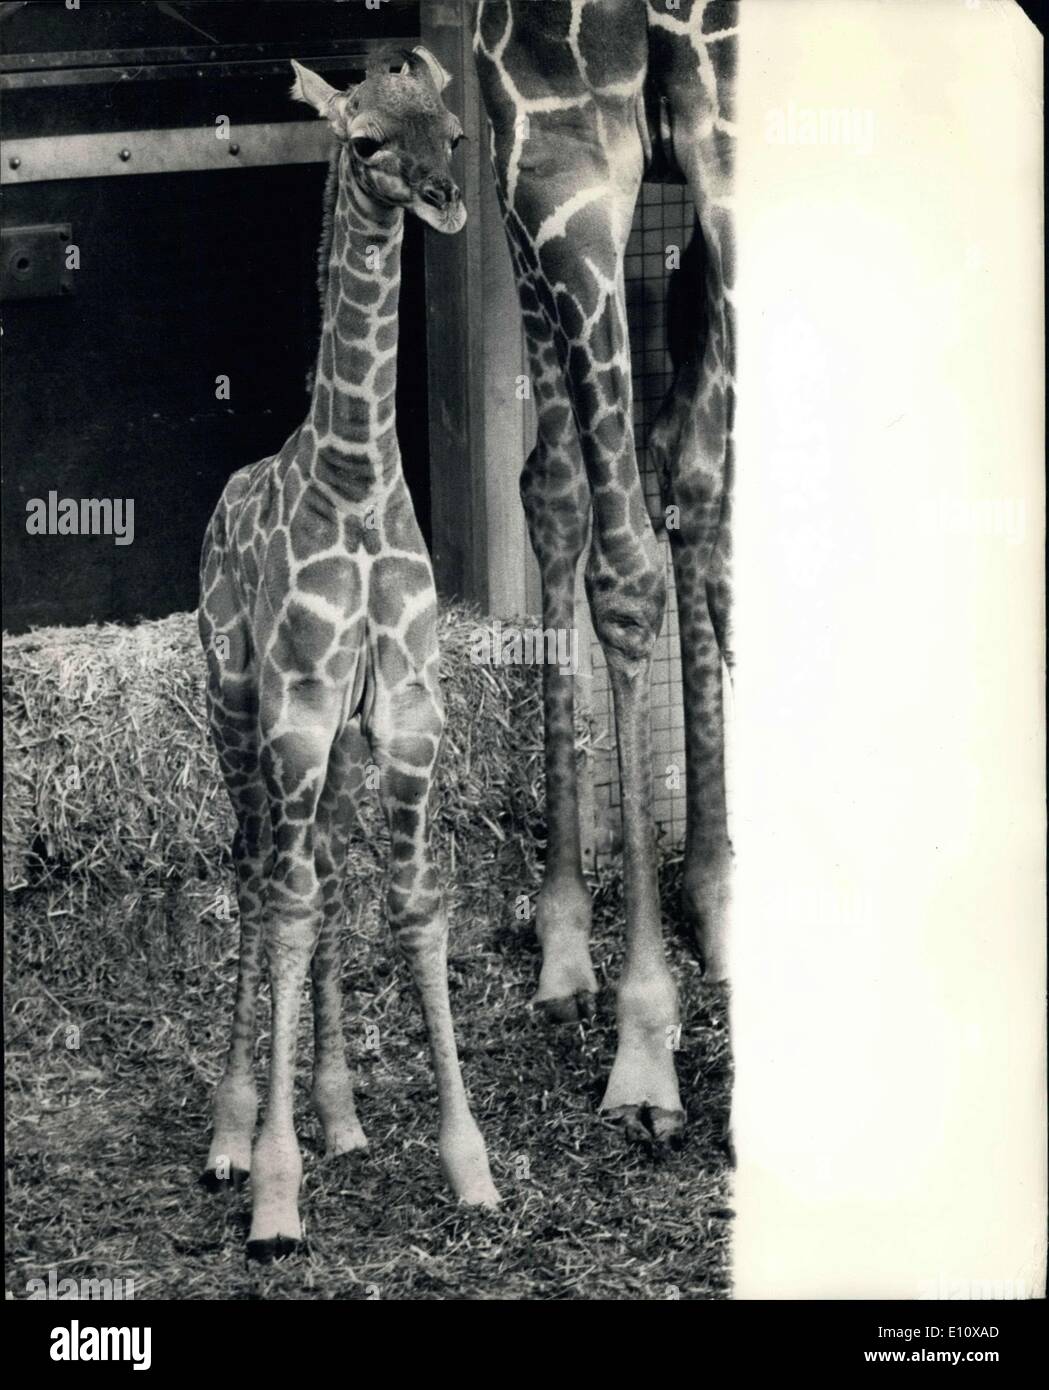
[306,146,341,395]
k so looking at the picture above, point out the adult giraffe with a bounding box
[474,0,735,1139]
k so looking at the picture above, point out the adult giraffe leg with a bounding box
[593,510,685,1140]
[310,719,370,1157]
[515,191,683,1135]
[515,307,597,1020]
[649,225,732,979]
[642,1,739,981]
[476,0,682,1133]
[247,677,342,1261]
[367,669,498,1206]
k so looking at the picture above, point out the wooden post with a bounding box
[421,0,536,615]
[421,1,487,605]
[479,121,539,617]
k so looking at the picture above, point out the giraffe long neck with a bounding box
[307,149,404,501]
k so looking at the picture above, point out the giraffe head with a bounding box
[290,47,466,234]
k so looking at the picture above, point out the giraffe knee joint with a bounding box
[368,681,443,755]
[586,542,666,668]
[263,914,320,964]
[589,586,666,668]
[388,882,444,930]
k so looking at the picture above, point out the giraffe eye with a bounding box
[351,135,382,159]
[450,132,464,150]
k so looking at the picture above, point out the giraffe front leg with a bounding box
[200,654,269,1191]
[531,642,597,1022]
[247,684,340,1262]
[248,910,317,1261]
[310,721,370,1157]
[369,681,498,1207]
[202,820,266,1189]
[311,915,369,1157]
[519,415,598,1022]
[589,548,685,1144]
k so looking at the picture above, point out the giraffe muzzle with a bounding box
[420,178,459,210]
[415,181,466,233]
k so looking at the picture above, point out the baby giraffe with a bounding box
[198,48,498,1261]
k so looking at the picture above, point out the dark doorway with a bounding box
[1,0,427,634]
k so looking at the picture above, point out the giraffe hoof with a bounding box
[604,1103,685,1147]
[680,869,730,981]
[698,948,729,984]
[535,989,597,1024]
[246,1235,305,1264]
[324,1131,369,1159]
[457,1178,501,1209]
[720,1128,737,1170]
[198,1166,250,1193]
[675,922,728,983]
[440,1118,501,1208]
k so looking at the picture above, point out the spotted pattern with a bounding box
[475,1,736,1123]
[197,55,496,1255]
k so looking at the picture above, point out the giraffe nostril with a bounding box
[420,183,448,209]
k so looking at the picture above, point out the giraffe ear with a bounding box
[408,45,452,93]
[289,60,340,117]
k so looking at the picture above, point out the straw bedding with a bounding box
[3,605,549,968]
[3,605,732,1299]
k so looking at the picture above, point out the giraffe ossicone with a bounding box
[198,48,495,1263]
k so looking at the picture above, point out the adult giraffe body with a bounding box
[198,48,497,1260]
[474,0,735,1137]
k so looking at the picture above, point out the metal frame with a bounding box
[0,38,416,90]
[2,121,334,183]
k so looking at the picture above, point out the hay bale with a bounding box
[2,605,549,907]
